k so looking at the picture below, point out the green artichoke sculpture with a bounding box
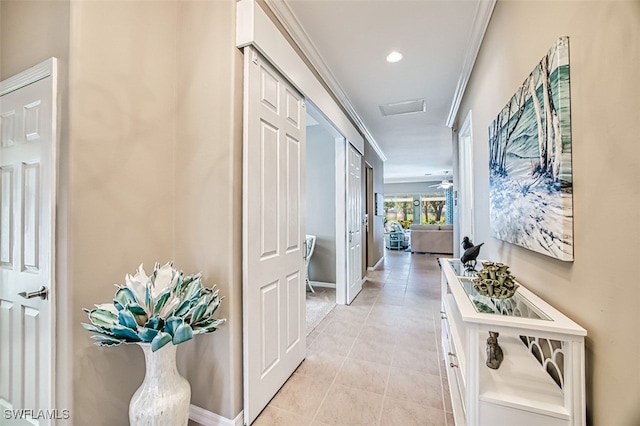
[82,262,225,352]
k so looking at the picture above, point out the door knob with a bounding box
[18,286,48,300]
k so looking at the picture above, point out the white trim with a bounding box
[236,0,365,154]
[0,58,55,96]
[367,255,384,271]
[264,0,386,162]
[335,137,347,305]
[306,100,342,139]
[189,405,243,426]
[455,111,474,259]
[446,0,496,128]
[309,280,336,289]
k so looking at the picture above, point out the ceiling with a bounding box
[266,0,494,184]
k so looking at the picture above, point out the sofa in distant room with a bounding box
[410,224,453,254]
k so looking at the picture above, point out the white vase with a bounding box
[129,342,191,426]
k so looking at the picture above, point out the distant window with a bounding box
[420,194,447,225]
[383,195,413,228]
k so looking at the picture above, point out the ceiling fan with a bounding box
[429,171,453,189]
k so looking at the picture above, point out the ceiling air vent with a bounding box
[379,98,426,117]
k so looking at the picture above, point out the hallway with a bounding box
[255,251,454,425]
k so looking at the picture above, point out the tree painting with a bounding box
[488,36,573,261]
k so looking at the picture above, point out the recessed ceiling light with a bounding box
[386,51,403,63]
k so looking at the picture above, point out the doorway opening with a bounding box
[303,101,366,333]
[238,5,368,420]
[457,111,474,257]
[304,103,339,334]
[365,162,374,271]
[305,100,346,334]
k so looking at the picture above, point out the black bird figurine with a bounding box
[461,236,474,250]
[461,242,484,270]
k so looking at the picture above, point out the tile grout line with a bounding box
[376,263,412,425]
[261,253,451,425]
[408,254,451,423]
[307,283,378,424]
[376,320,400,426]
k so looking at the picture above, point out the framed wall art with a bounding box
[488,36,573,261]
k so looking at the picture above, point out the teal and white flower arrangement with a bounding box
[82,262,226,352]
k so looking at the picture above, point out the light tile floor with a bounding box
[254,250,454,426]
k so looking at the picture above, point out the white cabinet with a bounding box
[439,259,586,426]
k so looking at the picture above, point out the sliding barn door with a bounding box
[242,47,306,424]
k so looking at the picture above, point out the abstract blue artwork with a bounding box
[488,36,573,261]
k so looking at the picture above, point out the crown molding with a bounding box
[446,0,496,128]
[264,0,387,162]
[238,0,364,153]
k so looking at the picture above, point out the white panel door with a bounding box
[242,47,306,425]
[0,65,56,425]
[458,113,474,247]
[346,144,362,304]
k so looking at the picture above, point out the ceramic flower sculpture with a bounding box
[472,261,519,299]
[82,262,225,352]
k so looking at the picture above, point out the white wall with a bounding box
[306,125,336,283]
[456,2,640,424]
[173,1,243,418]
[2,1,244,423]
[67,3,178,423]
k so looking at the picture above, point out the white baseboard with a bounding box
[309,280,336,289]
[367,256,384,271]
[189,405,243,426]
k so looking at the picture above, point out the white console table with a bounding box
[439,259,586,425]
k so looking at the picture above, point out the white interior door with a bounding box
[242,47,306,425]
[0,61,56,425]
[346,143,362,304]
[458,112,474,246]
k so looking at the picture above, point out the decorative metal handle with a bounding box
[18,286,48,300]
[450,362,459,368]
[303,239,308,260]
